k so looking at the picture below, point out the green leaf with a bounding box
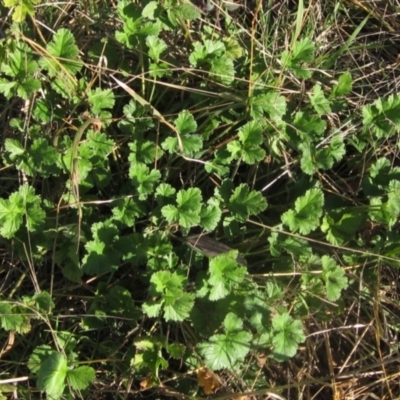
[303,144,333,173]
[166,342,186,359]
[164,292,195,321]
[149,62,173,78]
[251,92,287,121]
[226,140,241,158]
[328,133,346,163]
[151,270,184,293]
[291,37,315,64]
[17,77,41,99]
[129,140,163,164]
[173,3,200,20]
[116,1,162,45]
[386,180,400,227]
[33,291,55,313]
[37,352,68,398]
[272,313,305,362]
[238,121,263,147]
[161,188,202,228]
[332,71,352,97]
[266,281,284,300]
[370,157,391,179]
[281,38,314,78]
[142,1,159,19]
[129,162,161,200]
[241,145,265,164]
[4,139,24,158]
[28,347,53,376]
[299,134,345,175]
[217,179,233,203]
[363,157,400,197]
[223,37,243,59]
[205,147,232,176]
[4,0,41,22]
[53,330,77,352]
[292,111,326,139]
[0,302,23,331]
[0,184,45,238]
[228,184,267,222]
[82,220,122,275]
[200,204,222,231]
[269,231,312,259]
[321,256,348,301]
[51,77,75,99]
[162,134,203,156]
[199,313,251,369]
[146,35,168,62]
[189,39,226,66]
[211,56,235,84]
[28,346,55,374]
[0,194,24,238]
[26,138,61,176]
[175,110,197,135]
[177,187,202,213]
[20,184,46,232]
[112,197,146,227]
[189,42,206,65]
[208,253,247,301]
[363,95,400,138]
[88,88,115,114]
[40,28,83,76]
[85,131,114,160]
[155,183,176,201]
[309,84,331,115]
[143,271,194,321]
[244,292,270,331]
[67,366,96,390]
[321,210,366,245]
[161,110,202,156]
[368,197,385,225]
[0,78,17,98]
[227,120,266,164]
[1,44,38,77]
[142,301,163,318]
[161,204,180,225]
[199,331,252,369]
[132,338,168,375]
[369,181,400,226]
[223,312,243,332]
[281,188,324,234]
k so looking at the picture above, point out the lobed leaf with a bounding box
[228,184,268,221]
[40,28,83,76]
[208,253,247,301]
[282,188,324,234]
[67,366,96,390]
[272,313,305,362]
[37,352,68,398]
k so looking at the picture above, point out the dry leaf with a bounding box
[140,373,153,389]
[0,331,15,358]
[197,367,222,395]
[255,351,268,368]
[185,235,247,265]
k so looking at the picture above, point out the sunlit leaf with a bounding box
[37,352,68,398]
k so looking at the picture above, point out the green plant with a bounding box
[1,0,400,398]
